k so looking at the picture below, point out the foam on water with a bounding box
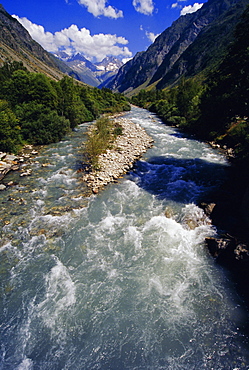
[36,257,76,328]
[16,358,33,370]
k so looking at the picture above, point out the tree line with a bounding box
[0,62,130,153]
[131,5,249,164]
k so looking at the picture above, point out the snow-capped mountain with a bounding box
[53,52,123,87]
[96,57,123,72]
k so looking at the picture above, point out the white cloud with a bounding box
[12,15,132,62]
[180,2,203,15]
[12,16,59,52]
[146,31,159,43]
[77,0,123,18]
[132,0,154,15]
[171,2,179,9]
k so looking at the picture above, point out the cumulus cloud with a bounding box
[146,31,159,43]
[77,0,123,18]
[180,2,203,15]
[12,15,132,62]
[12,16,58,52]
[132,0,154,15]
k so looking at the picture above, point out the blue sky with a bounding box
[1,0,206,62]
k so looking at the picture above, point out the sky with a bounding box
[1,0,206,63]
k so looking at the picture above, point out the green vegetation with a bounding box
[85,116,123,169]
[132,5,249,164]
[196,5,249,146]
[0,100,22,153]
[0,62,130,153]
[132,77,203,128]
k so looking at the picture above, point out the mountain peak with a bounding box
[96,57,123,72]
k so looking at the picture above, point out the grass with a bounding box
[84,116,123,169]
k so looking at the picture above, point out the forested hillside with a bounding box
[132,4,249,164]
[0,62,130,153]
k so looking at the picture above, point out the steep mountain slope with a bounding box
[155,0,248,89]
[106,0,248,94]
[0,5,71,80]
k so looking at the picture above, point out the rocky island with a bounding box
[82,116,154,193]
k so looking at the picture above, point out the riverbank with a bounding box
[167,123,249,308]
[201,161,249,308]
[82,116,154,193]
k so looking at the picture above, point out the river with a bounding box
[0,106,249,369]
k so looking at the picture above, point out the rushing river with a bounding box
[0,106,249,369]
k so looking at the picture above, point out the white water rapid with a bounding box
[0,106,249,369]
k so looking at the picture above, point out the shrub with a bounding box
[16,102,70,145]
[0,100,22,153]
[85,117,122,169]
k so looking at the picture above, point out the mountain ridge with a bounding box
[106,0,248,94]
[0,4,68,80]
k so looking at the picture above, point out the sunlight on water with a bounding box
[0,107,249,369]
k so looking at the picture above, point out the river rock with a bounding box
[0,184,6,191]
[20,169,32,177]
[0,152,6,160]
[199,202,216,216]
[0,161,11,169]
[205,236,233,258]
[23,145,33,150]
[0,147,36,181]
[205,234,249,264]
[5,154,18,162]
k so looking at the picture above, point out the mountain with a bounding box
[106,0,248,95]
[54,53,123,87]
[95,57,123,87]
[0,4,122,87]
[155,0,248,89]
[0,5,78,81]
